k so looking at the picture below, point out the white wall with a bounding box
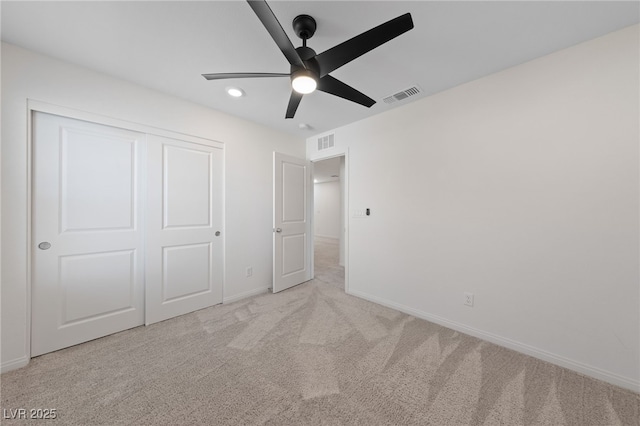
[1,43,305,370]
[314,181,341,239]
[307,25,639,391]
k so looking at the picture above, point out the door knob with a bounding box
[38,242,51,250]
[275,228,282,233]
[215,231,221,236]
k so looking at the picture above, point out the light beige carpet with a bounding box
[1,237,639,425]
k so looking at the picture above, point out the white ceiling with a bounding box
[2,1,638,139]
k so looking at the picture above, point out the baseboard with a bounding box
[348,289,640,394]
[223,286,270,304]
[1,355,29,374]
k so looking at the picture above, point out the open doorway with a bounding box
[312,156,346,291]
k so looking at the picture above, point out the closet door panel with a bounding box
[145,135,223,325]
[31,112,145,356]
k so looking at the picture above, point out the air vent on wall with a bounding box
[317,133,335,151]
[383,85,422,105]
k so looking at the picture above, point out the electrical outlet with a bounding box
[246,267,253,278]
[464,292,474,307]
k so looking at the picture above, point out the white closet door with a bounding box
[145,135,223,325]
[32,112,145,357]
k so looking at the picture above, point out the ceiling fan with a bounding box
[202,0,414,119]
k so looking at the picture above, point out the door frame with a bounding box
[309,148,349,293]
[26,99,225,360]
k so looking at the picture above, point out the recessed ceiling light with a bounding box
[226,87,245,98]
[299,123,311,130]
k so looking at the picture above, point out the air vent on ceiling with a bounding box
[317,133,335,151]
[383,85,422,105]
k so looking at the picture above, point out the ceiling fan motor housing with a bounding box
[291,46,320,82]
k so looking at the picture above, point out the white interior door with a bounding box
[32,112,145,356]
[273,152,312,293]
[145,135,223,325]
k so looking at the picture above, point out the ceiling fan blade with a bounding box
[315,13,414,77]
[247,0,305,69]
[202,72,289,80]
[285,91,303,119]
[317,75,375,108]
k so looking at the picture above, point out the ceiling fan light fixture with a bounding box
[203,2,414,119]
[291,70,317,94]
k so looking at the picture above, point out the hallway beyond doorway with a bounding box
[314,236,344,291]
